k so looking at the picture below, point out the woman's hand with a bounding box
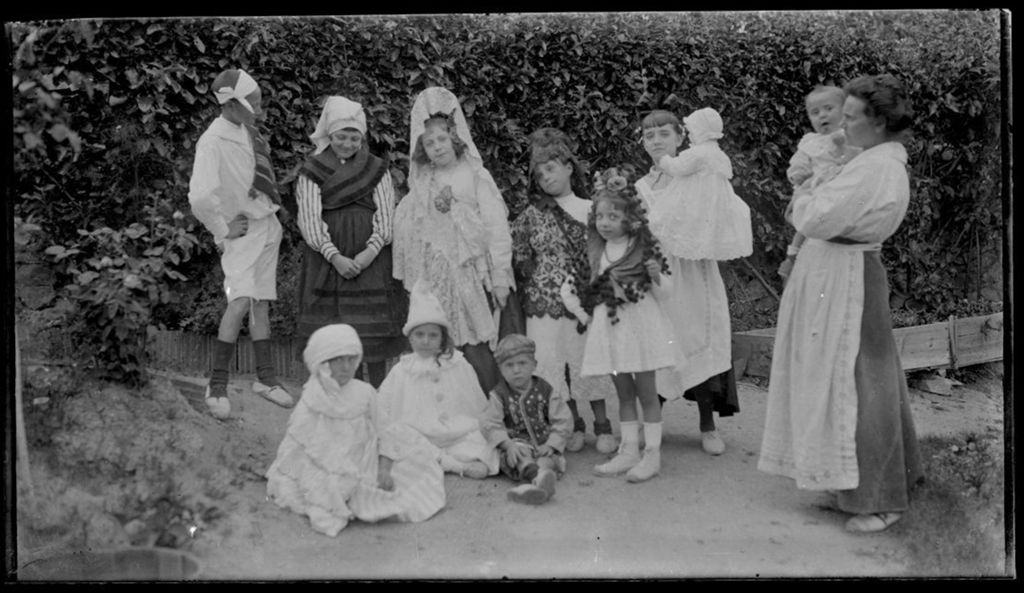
[331,254,361,279]
[778,255,796,286]
[353,248,375,272]
[493,286,510,309]
[645,259,662,285]
[535,444,554,458]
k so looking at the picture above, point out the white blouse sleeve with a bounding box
[295,175,340,261]
[366,171,396,256]
[792,149,910,243]
[560,277,590,325]
[475,169,515,290]
[187,136,231,241]
[659,148,704,178]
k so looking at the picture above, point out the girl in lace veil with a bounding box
[392,87,515,394]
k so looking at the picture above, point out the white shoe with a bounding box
[626,449,661,483]
[845,512,902,533]
[535,468,557,499]
[204,385,231,420]
[595,433,618,454]
[594,447,640,476]
[253,380,295,408]
[701,430,726,455]
[566,430,585,452]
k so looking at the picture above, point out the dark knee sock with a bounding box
[253,339,279,386]
[210,339,236,388]
[697,396,716,433]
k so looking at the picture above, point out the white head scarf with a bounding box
[309,96,368,155]
[684,107,725,144]
[213,69,259,114]
[301,324,367,417]
[407,87,483,182]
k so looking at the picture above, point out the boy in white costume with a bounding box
[188,68,294,419]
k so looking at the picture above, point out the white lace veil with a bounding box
[408,87,484,182]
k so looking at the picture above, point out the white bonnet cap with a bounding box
[684,107,724,144]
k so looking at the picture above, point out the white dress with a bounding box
[758,142,911,490]
[636,177,735,397]
[565,242,680,377]
[376,351,501,475]
[392,158,514,347]
[265,377,445,537]
[654,142,753,261]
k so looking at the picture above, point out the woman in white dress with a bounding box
[758,74,923,533]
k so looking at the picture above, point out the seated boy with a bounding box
[482,334,573,505]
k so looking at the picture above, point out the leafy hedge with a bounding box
[11,12,1003,372]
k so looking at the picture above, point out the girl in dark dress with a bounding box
[294,96,407,387]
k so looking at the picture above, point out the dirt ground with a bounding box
[16,363,1007,581]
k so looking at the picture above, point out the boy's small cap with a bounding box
[494,333,536,365]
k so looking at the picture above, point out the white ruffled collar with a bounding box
[400,350,466,380]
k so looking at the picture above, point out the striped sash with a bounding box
[245,123,281,204]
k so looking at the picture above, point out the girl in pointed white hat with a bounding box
[265,324,445,537]
[376,280,501,479]
[392,87,515,395]
[294,95,407,388]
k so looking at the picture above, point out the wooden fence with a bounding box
[143,312,1003,382]
[149,331,310,380]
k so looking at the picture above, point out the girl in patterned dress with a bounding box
[561,166,677,483]
[265,324,445,537]
[510,128,617,454]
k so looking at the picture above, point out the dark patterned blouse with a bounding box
[511,196,590,319]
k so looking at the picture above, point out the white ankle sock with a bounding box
[642,422,662,451]
[620,421,640,453]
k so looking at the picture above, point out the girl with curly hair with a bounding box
[560,166,677,483]
[392,87,515,395]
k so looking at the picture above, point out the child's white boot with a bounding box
[594,421,640,476]
[627,422,662,483]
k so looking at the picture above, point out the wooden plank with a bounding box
[732,329,776,378]
[893,322,951,371]
[953,313,1004,367]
